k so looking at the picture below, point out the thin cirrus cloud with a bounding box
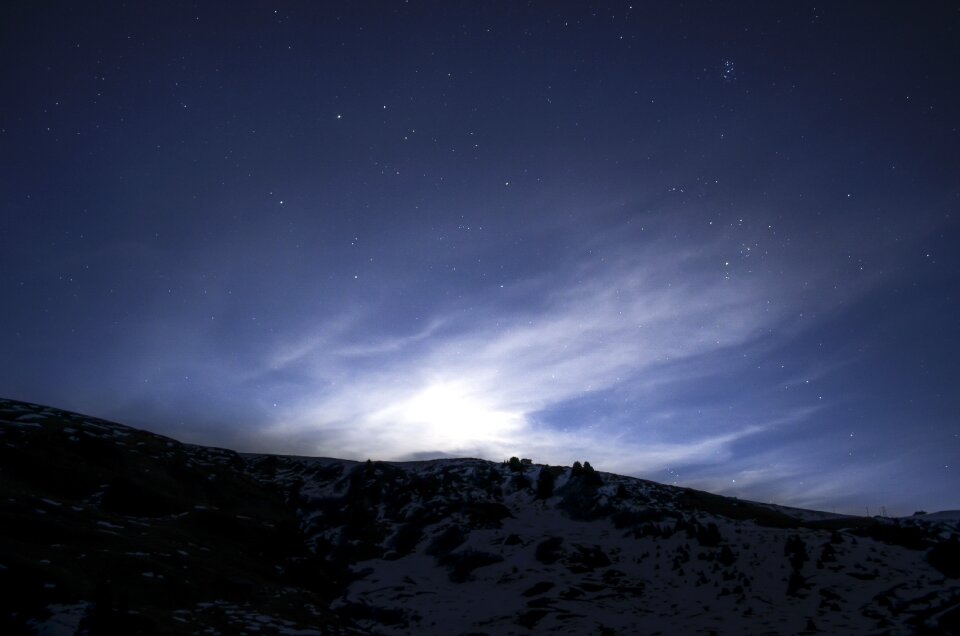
[253,239,811,474]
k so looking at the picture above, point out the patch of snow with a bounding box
[96,520,124,530]
[9,420,42,428]
[26,602,90,636]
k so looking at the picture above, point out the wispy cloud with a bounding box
[252,239,805,472]
[80,207,933,513]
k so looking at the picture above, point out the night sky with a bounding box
[2,2,958,516]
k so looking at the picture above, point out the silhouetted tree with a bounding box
[697,522,722,548]
[787,569,807,596]
[819,542,836,563]
[784,535,808,571]
[928,536,960,578]
[581,461,603,486]
[536,468,555,499]
[718,545,736,566]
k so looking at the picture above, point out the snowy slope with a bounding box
[2,397,959,635]
[251,454,960,635]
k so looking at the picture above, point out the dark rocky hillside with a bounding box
[1,397,958,635]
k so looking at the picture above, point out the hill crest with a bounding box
[2,397,959,634]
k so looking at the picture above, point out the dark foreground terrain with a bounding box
[1,397,958,634]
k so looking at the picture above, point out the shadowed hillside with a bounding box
[2,397,958,635]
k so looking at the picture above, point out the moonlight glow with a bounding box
[374,382,524,449]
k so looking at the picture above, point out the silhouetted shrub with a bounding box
[786,569,807,596]
[510,473,530,491]
[928,537,960,578]
[389,522,424,555]
[535,537,564,564]
[632,522,664,539]
[558,479,608,520]
[784,535,808,571]
[819,542,836,563]
[581,461,603,487]
[502,533,522,546]
[855,520,931,550]
[466,502,512,527]
[611,508,665,530]
[536,468,555,499]
[440,550,503,582]
[522,581,555,597]
[515,609,550,629]
[566,544,611,572]
[718,545,737,566]
[697,522,723,548]
[426,525,466,557]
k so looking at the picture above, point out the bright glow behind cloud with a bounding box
[257,242,797,472]
[371,380,525,448]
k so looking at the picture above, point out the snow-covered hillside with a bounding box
[2,397,958,635]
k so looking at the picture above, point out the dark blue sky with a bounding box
[2,2,958,515]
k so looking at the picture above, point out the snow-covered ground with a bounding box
[264,454,960,635]
[3,397,959,635]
